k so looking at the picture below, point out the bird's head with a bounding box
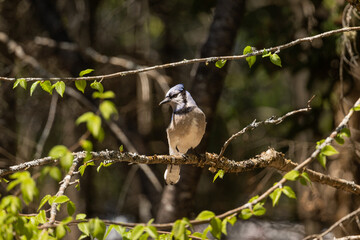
[159,84,187,109]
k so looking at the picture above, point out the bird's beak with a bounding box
[159,97,170,106]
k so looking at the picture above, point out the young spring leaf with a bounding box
[100,100,118,120]
[54,81,65,97]
[334,135,345,145]
[283,170,300,181]
[78,222,90,236]
[49,166,62,181]
[93,90,115,99]
[79,69,94,77]
[210,217,222,239]
[213,169,225,182]
[75,80,87,94]
[269,188,282,207]
[353,105,360,111]
[56,224,66,239]
[90,80,104,93]
[248,195,259,203]
[227,216,237,226]
[30,81,41,96]
[262,49,271,58]
[131,225,145,240]
[253,203,266,216]
[76,213,87,220]
[38,194,51,211]
[53,195,70,204]
[300,172,311,186]
[67,200,76,216]
[317,153,327,169]
[146,226,159,239]
[215,59,227,68]
[243,46,256,68]
[321,145,339,156]
[282,186,296,199]
[195,210,215,220]
[89,218,106,240]
[13,78,27,90]
[270,53,282,67]
[239,208,253,220]
[172,219,186,240]
[40,80,54,94]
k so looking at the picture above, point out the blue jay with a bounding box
[159,84,206,184]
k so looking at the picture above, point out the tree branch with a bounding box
[1,27,360,82]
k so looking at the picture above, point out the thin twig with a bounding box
[34,94,59,159]
[44,157,79,226]
[218,96,314,159]
[1,27,360,82]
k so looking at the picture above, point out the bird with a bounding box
[159,84,206,184]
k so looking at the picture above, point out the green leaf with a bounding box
[248,195,259,203]
[60,151,74,171]
[53,195,70,204]
[89,218,106,240]
[112,225,126,236]
[76,213,87,220]
[90,80,104,93]
[221,218,228,235]
[40,80,54,94]
[88,115,102,138]
[215,59,227,68]
[67,201,76,216]
[119,145,124,153]
[49,145,73,170]
[78,222,90,236]
[341,127,351,137]
[284,170,300,181]
[93,90,115,99]
[172,219,187,240]
[300,172,311,186]
[210,217,222,239]
[243,46,256,68]
[213,169,224,182]
[13,78,27,90]
[269,188,282,207]
[75,80,87,94]
[49,167,62,181]
[253,203,266,216]
[282,186,296,199]
[317,153,327,169]
[38,194,51,211]
[54,81,66,97]
[30,81,41,96]
[262,49,271,58]
[196,210,215,220]
[353,105,360,111]
[227,216,237,226]
[49,145,68,159]
[146,226,158,239]
[321,145,339,156]
[80,140,93,151]
[79,69,94,77]
[239,209,253,220]
[316,139,325,148]
[100,100,118,120]
[56,224,66,239]
[76,112,94,125]
[131,225,145,240]
[334,135,345,145]
[35,210,47,224]
[270,53,282,67]
[21,177,38,204]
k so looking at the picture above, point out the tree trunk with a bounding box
[156,0,246,223]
